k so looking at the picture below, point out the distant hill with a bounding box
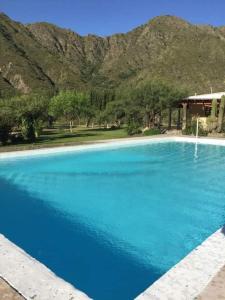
[1,13,225,96]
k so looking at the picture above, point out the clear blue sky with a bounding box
[1,0,225,36]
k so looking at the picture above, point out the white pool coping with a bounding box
[135,227,225,300]
[0,234,91,300]
[0,136,174,160]
[1,136,225,161]
[1,135,225,300]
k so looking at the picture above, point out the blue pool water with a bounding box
[0,141,225,300]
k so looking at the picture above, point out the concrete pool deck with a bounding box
[1,135,225,300]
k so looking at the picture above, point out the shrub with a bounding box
[182,119,207,136]
[206,116,217,132]
[0,124,11,145]
[0,102,15,145]
[182,127,192,136]
[21,118,36,142]
[126,121,142,135]
[34,120,44,138]
[143,128,161,136]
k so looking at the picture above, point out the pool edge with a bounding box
[1,135,225,160]
[0,136,175,159]
[135,226,225,300]
[0,234,91,300]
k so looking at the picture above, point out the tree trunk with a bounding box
[177,108,181,129]
[77,117,80,127]
[146,112,151,128]
[86,117,91,128]
[158,111,162,129]
[69,121,73,133]
[148,111,156,128]
[217,97,225,132]
[168,107,172,130]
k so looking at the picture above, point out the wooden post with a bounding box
[177,108,181,129]
[182,103,187,131]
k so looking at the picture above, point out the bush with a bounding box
[10,133,24,144]
[21,118,36,142]
[143,128,161,136]
[0,103,15,145]
[0,124,11,145]
[34,120,44,138]
[126,122,142,135]
[182,119,207,136]
[182,127,192,136]
[206,116,217,132]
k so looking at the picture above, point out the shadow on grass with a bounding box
[38,132,97,142]
[81,127,122,132]
[0,177,161,300]
[1,127,125,149]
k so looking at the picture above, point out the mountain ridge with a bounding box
[1,13,225,96]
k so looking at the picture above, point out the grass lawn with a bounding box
[0,126,132,152]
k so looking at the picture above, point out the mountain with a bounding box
[1,13,225,96]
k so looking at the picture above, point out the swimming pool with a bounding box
[0,140,225,300]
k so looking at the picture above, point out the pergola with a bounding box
[179,92,225,130]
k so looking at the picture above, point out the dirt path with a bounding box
[197,265,225,300]
[0,277,24,300]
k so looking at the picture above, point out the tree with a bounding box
[118,80,187,131]
[12,94,49,141]
[88,88,116,127]
[0,99,15,145]
[49,90,89,132]
[104,100,126,127]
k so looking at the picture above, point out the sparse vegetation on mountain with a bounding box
[1,13,225,95]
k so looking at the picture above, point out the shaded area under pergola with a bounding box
[177,92,225,130]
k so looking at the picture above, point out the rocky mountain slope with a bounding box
[1,12,225,96]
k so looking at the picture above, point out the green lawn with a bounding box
[0,126,132,152]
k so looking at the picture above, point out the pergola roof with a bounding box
[185,92,225,101]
